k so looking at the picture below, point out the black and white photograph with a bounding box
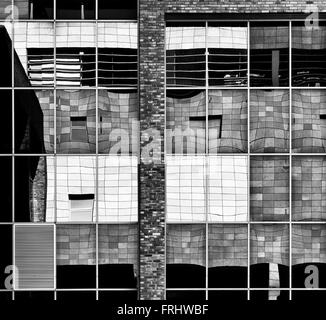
[0,0,326,314]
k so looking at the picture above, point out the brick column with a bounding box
[139,1,166,300]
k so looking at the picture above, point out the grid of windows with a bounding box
[0,0,138,300]
[165,20,326,300]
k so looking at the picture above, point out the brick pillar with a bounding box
[139,1,166,300]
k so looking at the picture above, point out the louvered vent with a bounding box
[14,225,55,290]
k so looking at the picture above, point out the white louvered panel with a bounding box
[15,225,55,290]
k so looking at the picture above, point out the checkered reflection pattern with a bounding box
[250,224,289,266]
[166,224,206,266]
[250,156,289,221]
[208,90,248,153]
[292,156,326,221]
[292,90,326,153]
[208,225,248,267]
[250,90,289,153]
[165,21,326,299]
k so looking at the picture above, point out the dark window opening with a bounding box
[68,194,94,200]
[99,116,103,134]
[189,116,205,122]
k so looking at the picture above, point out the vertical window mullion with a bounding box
[289,19,293,301]
[11,1,15,300]
[205,21,209,301]
[247,20,251,301]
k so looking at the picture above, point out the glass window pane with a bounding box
[292,224,326,289]
[0,157,12,222]
[292,90,326,153]
[166,155,206,223]
[13,0,31,19]
[292,156,326,221]
[15,89,54,154]
[56,156,96,222]
[98,22,138,88]
[97,156,138,223]
[208,224,248,288]
[250,22,289,87]
[98,224,138,288]
[56,90,96,154]
[0,23,13,88]
[0,90,12,153]
[56,224,96,288]
[250,156,289,221]
[98,0,137,20]
[250,224,289,290]
[208,155,248,223]
[22,0,54,19]
[14,22,54,87]
[98,90,139,155]
[292,21,326,87]
[56,0,95,20]
[166,224,206,288]
[166,23,206,87]
[250,90,289,153]
[14,156,54,222]
[56,22,96,87]
[208,23,247,86]
[0,2,12,19]
[0,226,12,289]
[208,90,247,153]
[166,90,206,155]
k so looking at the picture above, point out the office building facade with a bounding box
[0,0,326,300]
